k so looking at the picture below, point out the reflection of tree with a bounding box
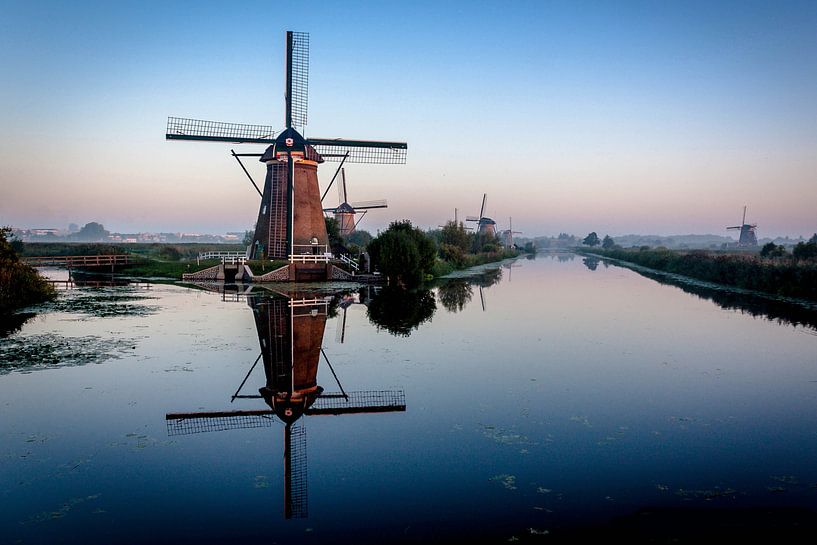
[366,287,436,337]
[0,312,34,338]
[437,280,473,313]
[630,267,817,331]
[472,267,502,288]
[583,257,599,271]
[556,254,575,262]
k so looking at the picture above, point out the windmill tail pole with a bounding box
[320,152,349,202]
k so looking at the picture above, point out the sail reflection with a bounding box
[166,289,406,519]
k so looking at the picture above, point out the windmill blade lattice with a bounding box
[166,117,276,144]
[165,410,275,436]
[350,199,387,210]
[287,32,309,129]
[308,139,407,164]
[306,390,406,415]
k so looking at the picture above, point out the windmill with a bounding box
[165,292,405,519]
[726,206,758,247]
[501,217,522,248]
[166,31,407,270]
[322,168,387,236]
[466,194,497,239]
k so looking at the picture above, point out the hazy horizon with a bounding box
[2,1,815,239]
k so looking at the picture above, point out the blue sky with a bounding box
[1,0,815,238]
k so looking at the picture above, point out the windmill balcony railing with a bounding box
[289,244,330,263]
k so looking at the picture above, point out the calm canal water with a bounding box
[2,254,817,543]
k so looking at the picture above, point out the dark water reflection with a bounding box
[2,256,817,544]
[589,257,817,332]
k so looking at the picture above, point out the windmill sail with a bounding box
[165,410,275,436]
[349,199,388,209]
[286,31,309,130]
[166,117,276,144]
[285,423,308,519]
[305,390,406,415]
[338,169,348,204]
[307,138,407,164]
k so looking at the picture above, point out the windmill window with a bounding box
[262,205,267,214]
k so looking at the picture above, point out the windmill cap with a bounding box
[259,127,323,163]
[481,217,496,224]
[335,203,355,213]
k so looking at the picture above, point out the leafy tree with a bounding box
[583,232,600,246]
[367,220,436,287]
[793,238,817,260]
[439,221,470,254]
[75,222,110,242]
[760,242,786,258]
[602,235,615,249]
[346,229,373,248]
[323,217,343,248]
[0,227,55,314]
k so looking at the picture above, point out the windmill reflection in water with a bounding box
[166,290,405,519]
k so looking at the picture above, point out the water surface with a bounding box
[2,255,816,543]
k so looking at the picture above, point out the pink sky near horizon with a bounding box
[1,2,815,240]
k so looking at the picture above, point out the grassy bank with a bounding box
[580,247,817,301]
[432,248,521,278]
[21,242,245,260]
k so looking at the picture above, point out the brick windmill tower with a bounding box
[166,31,406,276]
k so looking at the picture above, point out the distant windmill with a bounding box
[466,194,497,239]
[501,217,522,247]
[166,31,406,270]
[726,206,758,247]
[322,168,387,236]
[166,293,405,519]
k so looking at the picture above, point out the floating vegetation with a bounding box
[481,424,532,447]
[21,494,102,525]
[536,487,552,494]
[0,333,137,374]
[35,288,159,319]
[569,415,592,427]
[675,487,737,500]
[254,475,271,489]
[770,475,799,485]
[490,474,517,490]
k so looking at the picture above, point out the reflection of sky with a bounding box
[1,1,816,237]
[2,256,817,541]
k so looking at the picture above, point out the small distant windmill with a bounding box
[322,168,387,236]
[727,206,758,247]
[501,217,522,247]
[466,194,497,239]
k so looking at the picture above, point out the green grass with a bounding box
[580,247,817,301]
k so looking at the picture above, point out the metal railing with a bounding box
[337,253,359,271]
[289,244,330,263]
[196,252,247,265]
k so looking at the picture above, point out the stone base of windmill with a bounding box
[245,262,354,283]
